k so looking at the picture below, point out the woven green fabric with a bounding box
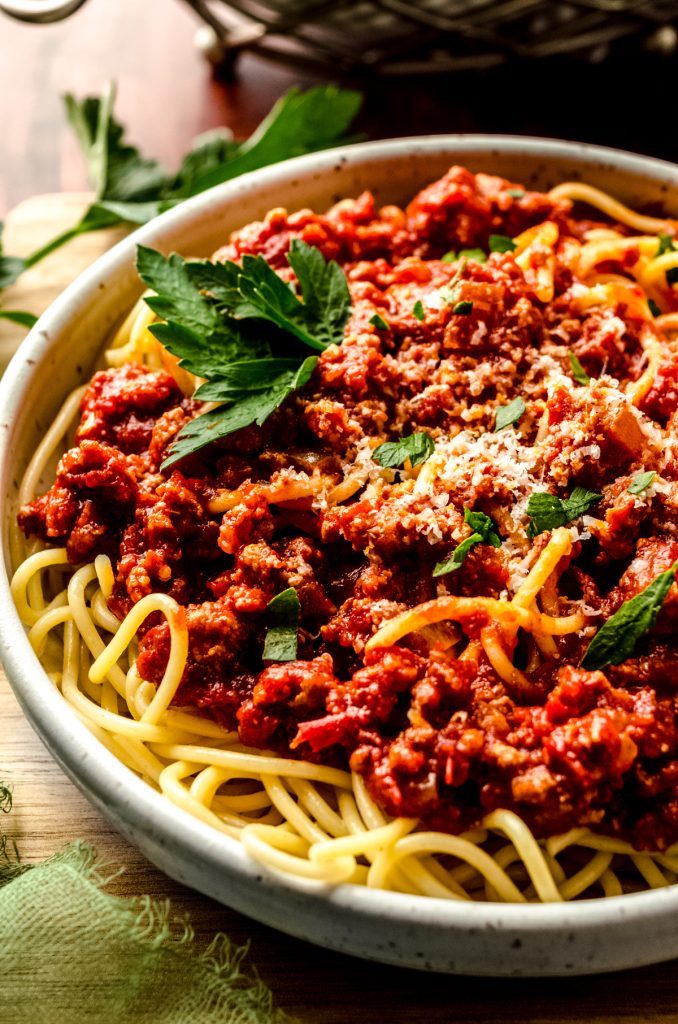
[0,840,293,1024]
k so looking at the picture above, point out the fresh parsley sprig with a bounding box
[433,508,501,578]
[372,432,435,470]
[489,234,517,254]
[137,239,352,468]
[628,471,656,495]
[494,396,526,433]
[526,487,601,539]
[263,587,301,662]
[568,351,590,386]
[0,82,362,305]
[582,560,678,670]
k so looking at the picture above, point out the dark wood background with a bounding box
[2,2,678,1020]
[2,0,678,216]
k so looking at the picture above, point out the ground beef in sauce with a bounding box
[19,166,678,849]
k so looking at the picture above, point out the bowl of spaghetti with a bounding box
[5,135,678,975]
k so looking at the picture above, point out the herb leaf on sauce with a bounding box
[433,508,501,578]
[413,300,425,322]
[526,487,602,538]
[372,432,435,470]
[263,587,301,662]
[494,396,526,433]
[442,248,487,265]
[568,351,590,386]
[370,313,389,331]
[452,300,473,315]
[581,561,678,670]
[628,471,656,495]
[656,234,676,257]
[137,242,351,468]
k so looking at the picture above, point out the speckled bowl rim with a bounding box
[2,134,678,976]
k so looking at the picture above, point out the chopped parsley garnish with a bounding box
[494,396,526,433]
[648,298,661,317]
[459,248,487,263]
[506,189,525,199]
[581,561,678,670]
[372,432,434,469]
[656,234,676,257]
[526,487,602,538]
[628,471,656,495]
[370,313,389,331]
[433,508,501,578]
[489,234,517,254]
[137,239,351,468]
[413,300,425,322]
[452,300,473,315]
[441,248,487,264]
[568,351,590,386]
[263,587,300,662]
[658,234,678,284]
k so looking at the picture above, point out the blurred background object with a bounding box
[3,0,678,74]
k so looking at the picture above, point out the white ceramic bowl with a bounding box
[3,136,678,977]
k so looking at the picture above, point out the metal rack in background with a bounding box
[2,0,678,73]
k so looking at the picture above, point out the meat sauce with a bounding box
[19,166,678,849]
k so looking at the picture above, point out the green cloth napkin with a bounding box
[0,840,293,1024]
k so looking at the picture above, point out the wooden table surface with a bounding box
[4,2,678,1020]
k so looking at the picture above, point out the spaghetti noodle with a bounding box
[13,165,678,903]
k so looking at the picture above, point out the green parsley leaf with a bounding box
[628,471,656,495]
[581,560,678,670]
[489,234,517,254]
[459,248,487,263]
[464,508,502,547]
[506,189,525,199]
[1,83,362,296]
[433,533,483,577]
[0,309,38,328]
[648,298,661,317]
[526,486,602,538]
[413,300,425,322]
[64,83,169,203]
[441,248,486,264]
[137,240,349,468]
[568,351,590,386]
[167,128,238,196]
[494,396,526,432]
[372,432,435,469]
[287,239,352,349]
[176,86,363,198]
[263,587,301,662]
[656,234,676,257]
[370,313,389,331]
[162,356,317,469]
[230,242,350,352]
[433,507,501,577]
[452,300,473,315]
